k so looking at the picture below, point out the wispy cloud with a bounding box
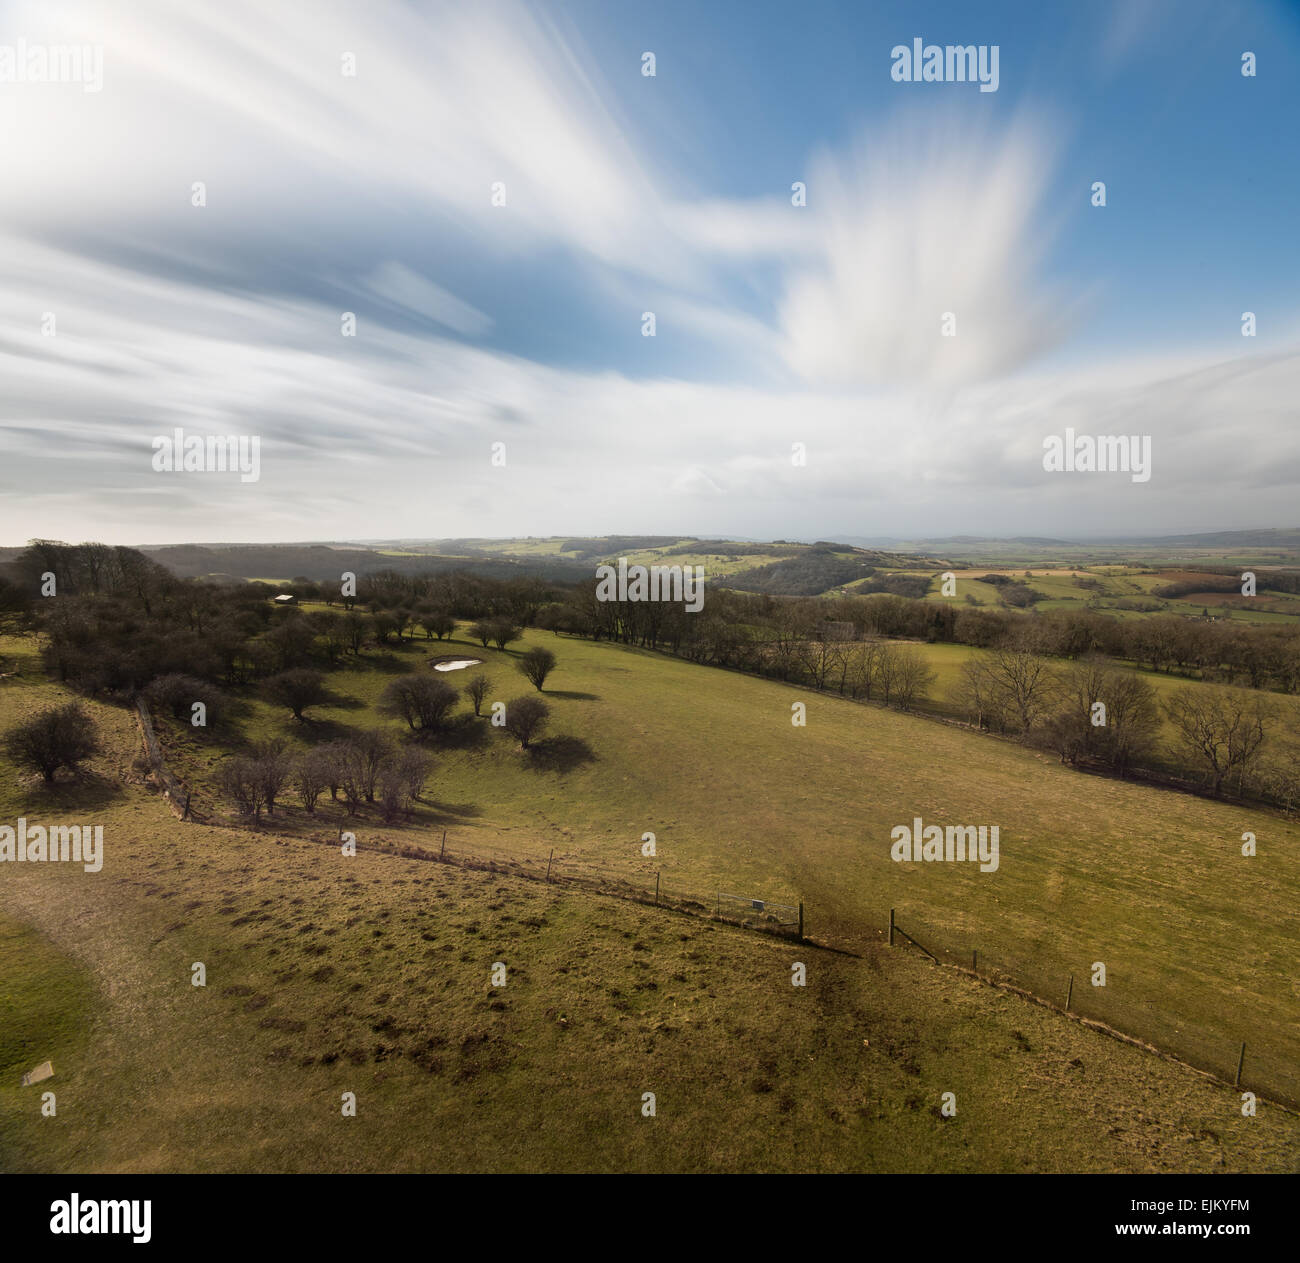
[777,112,1078,387]
[0,0,1295,545]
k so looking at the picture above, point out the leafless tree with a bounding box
[1164,685,1272,795]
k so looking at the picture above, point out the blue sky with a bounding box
[1,0,1298,544]
[509,0,1300,377]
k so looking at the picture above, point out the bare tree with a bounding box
[292,748,332,814]
[799,634,843,692]
[352,730,393,803]
[491,620,522,651]
[1040,658,1113,765]
[378,763,413,822]
[219,757,265,819]
[265,669,328,721]
[501,695,550,749]
[344,611,370,655]
[4,702,101,782]
[846,640,885,701]
[381,675,459,732]
[463,673,493,716]
[251,738,293,814]
[950,657,999,730]
[517,646,557,691]
[1164,685,1272,795]
[957,648,1057,737]
[1100,671,1162,776]
[886,645,936,711]
[1254,737,1300,815]
[316,740,348,802]
[395,748,433,800]
[420,610,455,640]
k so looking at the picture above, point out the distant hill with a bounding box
[835,529,1300,551]
[1114,528,1300,549]
[125,537,937,594]
[721,545,930,596]
[139,543,589,584]
[20,528,1289,592]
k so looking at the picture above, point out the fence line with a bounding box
[315,825,807,942]
[888,906,1300,1116]
[133,698,193,821]
[136,714,1292,1113]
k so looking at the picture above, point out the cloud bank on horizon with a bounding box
[1,0,1297,546]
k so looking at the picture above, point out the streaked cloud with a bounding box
[0,0,1295,546]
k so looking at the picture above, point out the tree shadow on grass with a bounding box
[422,714,491,751]
[416,799,485,825]
[288,716,368,745]
[351,650,418,675]
[525,734,596,774]
[316,689,367,711]
[18,769,127,812]
[543,690,600,701]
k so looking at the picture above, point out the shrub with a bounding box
[490,620,522,651]
[378,763,413,822]
[517,647,557,691]
[144,673,225,729]
[463,673,493,716]
[292,748,333,814]
[420,610,455,640]
[219,757,265,818]
[265,669,328,721]
[381,675,459,732]
[250,738,293,814]
[395,748,433,800]
[4,702,101,782]
[501,695,550,749]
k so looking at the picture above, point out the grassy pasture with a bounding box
[0,730,1295,1172]
[96,619,1300,1106]
[849,567,1300,624]
[2,626,1299,1170]
[0,911,95,1172]
[894,639,1300,746]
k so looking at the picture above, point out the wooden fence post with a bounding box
[1235,1042,1246,1088]
[1065,974,1074,1011]
[798,902,804,942]
[439,830,446,860]
[889,907,895,947]
[546,849,553,882]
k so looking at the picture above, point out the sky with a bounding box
[1,0,1298,546]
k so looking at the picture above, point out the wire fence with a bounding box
[312,825,807,941]
[887,906,1300,1115]
[142,704,1292,1113]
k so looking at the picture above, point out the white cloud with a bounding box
[777,113,1078,388]
[0,0,1294,548]
[2,232,1297,544]
[364,263,492,336]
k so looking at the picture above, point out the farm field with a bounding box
[1,658,1297,1172]
[422,536,787,575]
[896,640,1300,740]
[835,567,1300,624]
[169,628,1300,1103]
[5,613,1297,1127]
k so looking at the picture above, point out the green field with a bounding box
[2,625,1298,1171]
[832,566,1300,624]
[0,911,95,1172]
